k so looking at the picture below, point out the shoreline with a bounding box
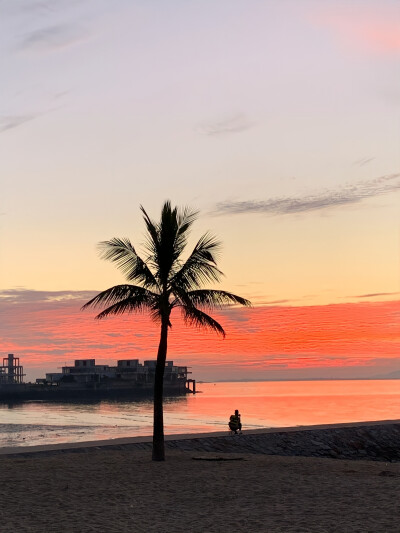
[2,419,400,460]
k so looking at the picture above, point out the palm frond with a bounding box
[84,201,251,343]
[181,305,226,337]
[158,202,179,282]
[173,205,199,259]
[184,289,252,309]
[171,232,223,290]
[81,284,157,319]
[140,204,161,271]
[142,201,199,286]
[176,206,198,236]
[98,238,159,289]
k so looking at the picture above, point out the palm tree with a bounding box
[82,201,251,461]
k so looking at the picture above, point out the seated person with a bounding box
[228,409,242,434]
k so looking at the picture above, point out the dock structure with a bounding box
[45,359,194,391]
[186,379,196,394]
[0,354,24,384]
[0,354,195,399]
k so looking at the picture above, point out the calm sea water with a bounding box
[0,380,399,448]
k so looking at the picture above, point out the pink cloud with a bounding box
[310,5,400,56]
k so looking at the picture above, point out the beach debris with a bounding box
[192,455,245,461]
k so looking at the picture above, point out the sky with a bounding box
[0,0,399,381]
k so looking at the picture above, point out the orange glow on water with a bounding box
[184,380,400,430]
[2,380,400,447]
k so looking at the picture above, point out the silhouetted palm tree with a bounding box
[82,201,251,461]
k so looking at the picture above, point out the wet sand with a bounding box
[0,444,399,532]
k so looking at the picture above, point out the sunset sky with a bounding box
[1,0,399,381]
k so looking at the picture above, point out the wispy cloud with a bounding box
[0,106,63,134]
[353,292,399,299]
[262,299,292,305]
[0,114,38,133]
[353,156,375,167]
[0,288,97,304]
[213,174,400,216]
[18,1,85,14]
[196,113,254,137]
[2,0,84,14]
[18,24,88,52]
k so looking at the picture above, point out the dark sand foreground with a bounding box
[0,446,399,533]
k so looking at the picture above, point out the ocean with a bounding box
[0,380,399,448]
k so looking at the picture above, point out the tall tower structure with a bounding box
[7,353,14,383]
[1,354,24,384]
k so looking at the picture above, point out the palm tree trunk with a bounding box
[152,318,169,461]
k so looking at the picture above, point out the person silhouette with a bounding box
[229,409,242,434]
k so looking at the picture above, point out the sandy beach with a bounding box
[0,443,399,533]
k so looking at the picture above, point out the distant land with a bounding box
[374,370,400,380]
[201,375,400,383]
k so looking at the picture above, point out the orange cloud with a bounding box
[1,291,398,379]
